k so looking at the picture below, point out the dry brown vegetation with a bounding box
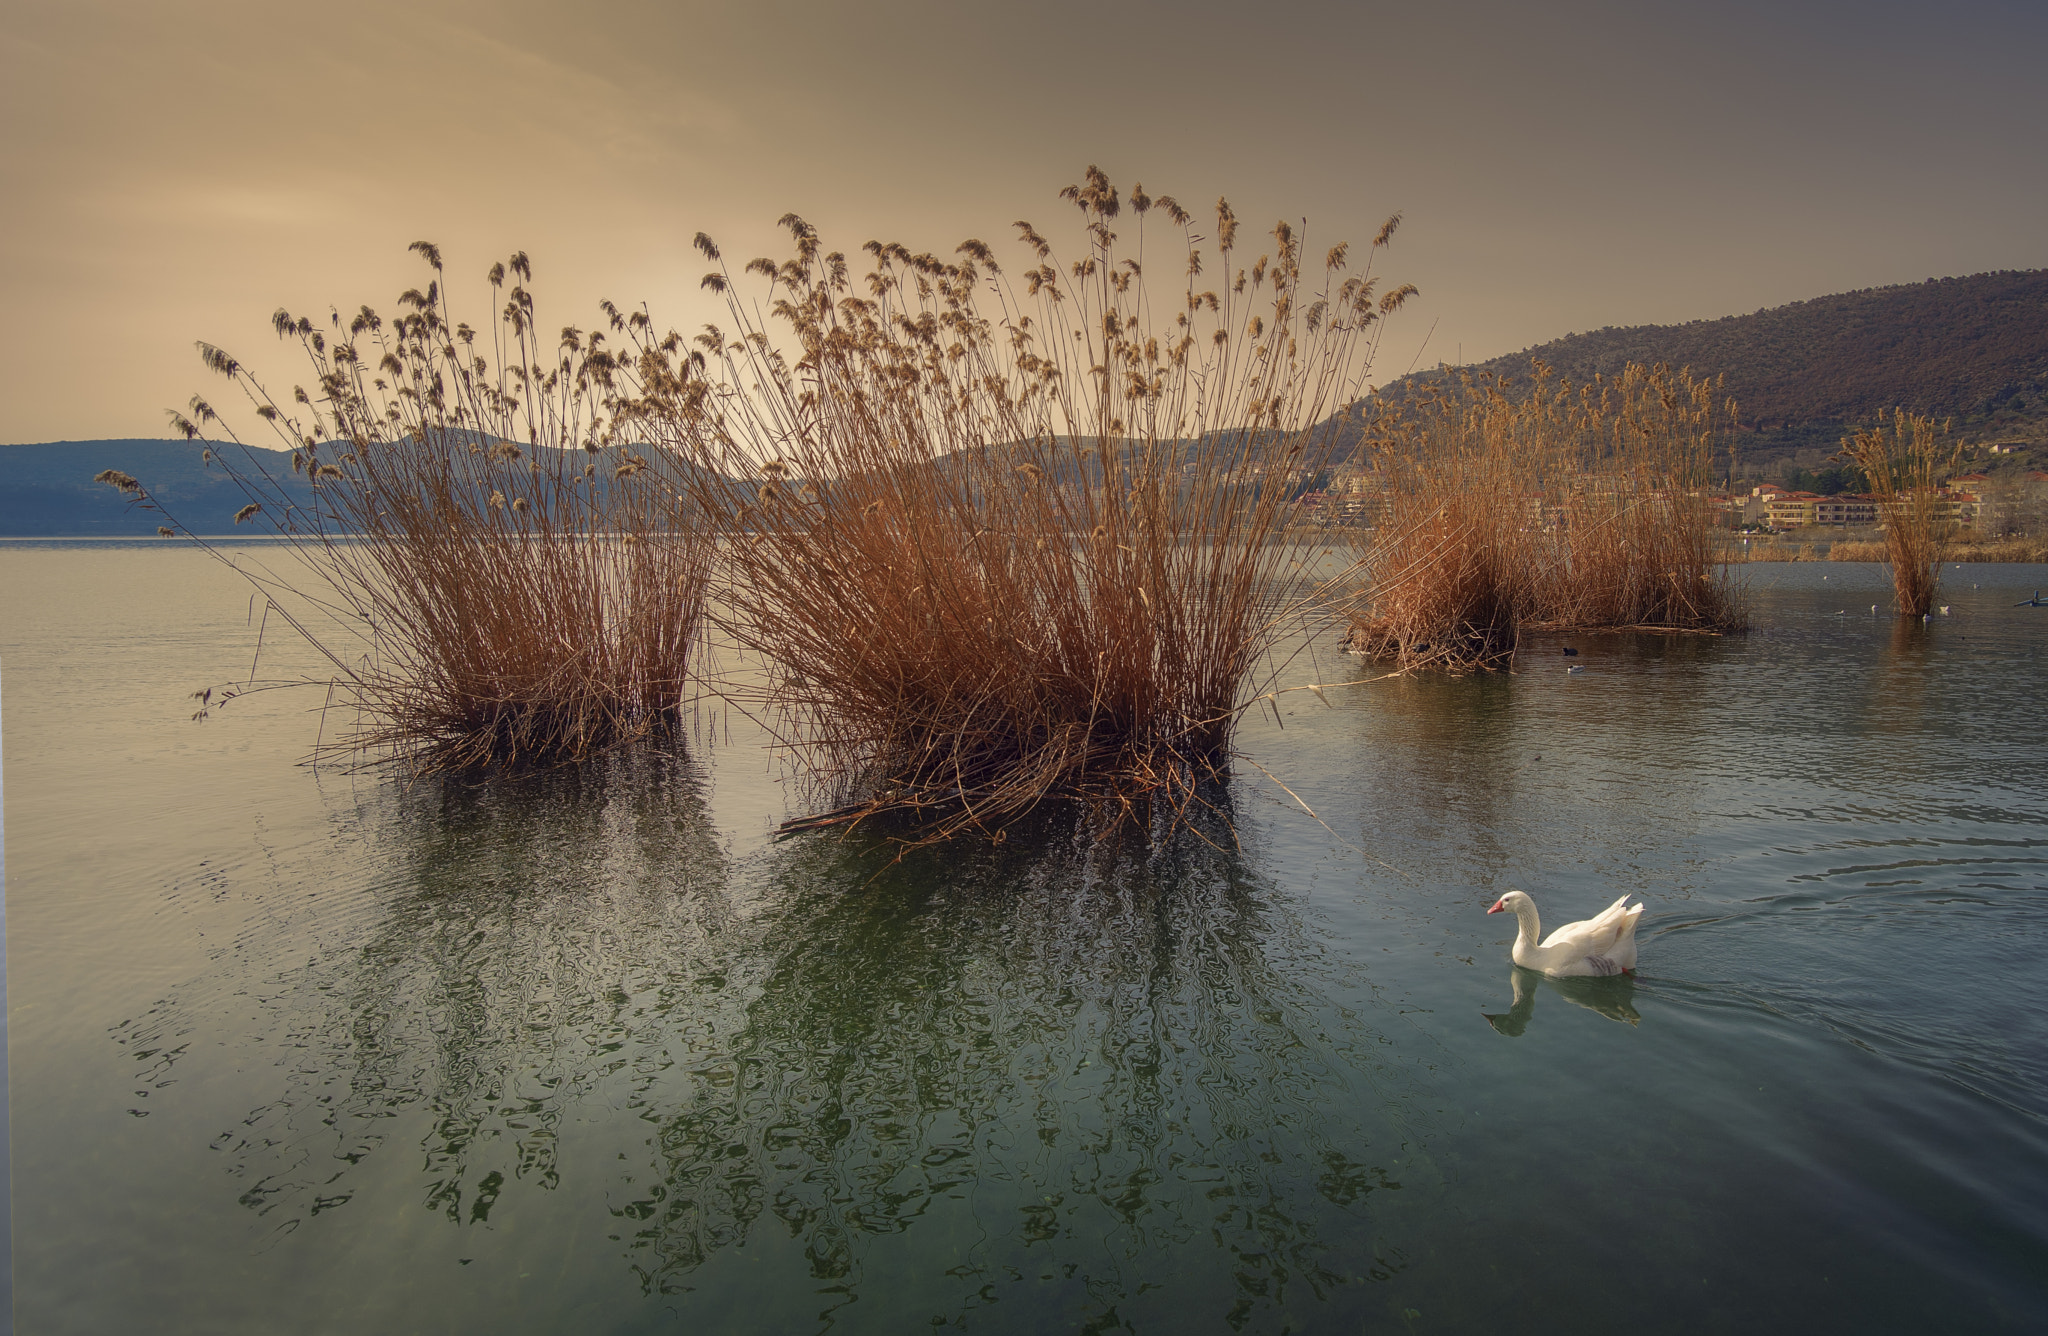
[1831,536,2046,563]
[622,169,1410,844]
[1348,362,1741,670]
[1722,540,1823,562]
[122,245,710,771]
[1935,536,2048,562]
[1838,410,1961,614]
[118,168,1415,843]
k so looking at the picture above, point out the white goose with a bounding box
[1486,890,1642,977]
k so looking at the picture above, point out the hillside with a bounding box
[1384,269,2048,473]
[0,438,763,538]
[0,439,321,537]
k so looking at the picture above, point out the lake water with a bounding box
[3,544,2045,1333]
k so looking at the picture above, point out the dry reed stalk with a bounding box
[619,169,1410,846]
[1839,410,1960,615]
[1350,361,1741,670]
[127,246,711,771]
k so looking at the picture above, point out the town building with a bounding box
[1813,495,1880,525]
[1765,491,1822,527]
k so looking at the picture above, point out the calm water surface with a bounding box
[3,546,2045,1333]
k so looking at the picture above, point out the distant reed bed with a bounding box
[1838,410,1958,614]
[1874,536,2048,563]
[116,245,710,771]
[622,168,1412,844]
[1348,362,1741,671]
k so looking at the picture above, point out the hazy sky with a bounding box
[4,0,2044,443]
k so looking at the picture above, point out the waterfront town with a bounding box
[1278,462,2048,535]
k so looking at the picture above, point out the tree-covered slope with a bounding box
[1394,269,2048,468]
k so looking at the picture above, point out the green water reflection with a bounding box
[190,763,1435,1329]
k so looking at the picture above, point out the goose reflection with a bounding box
[1483,966,1642,1037]
[206,774,1432,1330]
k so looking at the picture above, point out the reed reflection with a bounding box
[197,778,1431,1328]
[621,805,1431,1327]
[209,748,740,1235]
[1483,966,1641,1037]
[1362,671,1524,859]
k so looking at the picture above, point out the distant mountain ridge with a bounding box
[0,439,316,537]
[0,437,757,538]
[1385,268,2048,468]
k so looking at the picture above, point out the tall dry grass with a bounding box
[120,245,710,771]
[1839,410,1959,615]
[1540,363,1735,630]
[1349,362,1741,670]
[614,169,1411,844]
[1922,536,2047,563]
[1342,392,1543,668]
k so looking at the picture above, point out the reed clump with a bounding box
[1838,410,1960,615]
[1342,393,1542,668]
[135,245,710,771]
[625,169,1410,844]
[1349,362,1741,671]
[1538,363,1736,631]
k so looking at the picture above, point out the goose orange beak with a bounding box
[1486,898,1506,914]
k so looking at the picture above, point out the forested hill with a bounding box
[1398,268,2048,466]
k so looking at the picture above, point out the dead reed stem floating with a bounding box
[1349,361,1744,671]
[626,168,1411,847]
[135,245,711,772]
[1838,410,1961,616]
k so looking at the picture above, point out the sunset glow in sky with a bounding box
[3,0,2044,443]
